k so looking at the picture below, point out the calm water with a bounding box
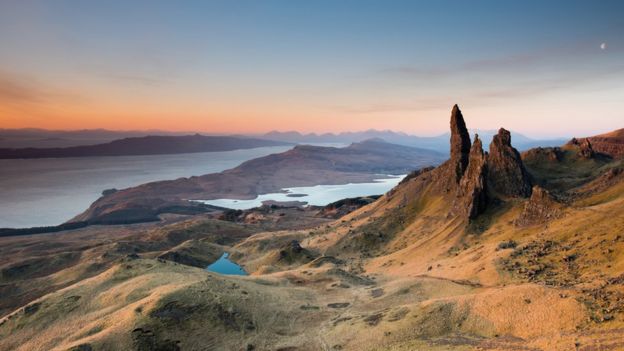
[206,253,247,275]
[0,146,293,228]
[197,175,405,210]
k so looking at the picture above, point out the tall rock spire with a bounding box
[457,134,488,219]
[449,104,472,182]
[487,128,532,197]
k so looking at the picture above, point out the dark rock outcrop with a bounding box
[575,128,624,159]
[567,138,595,159]
[515,186,562,226]
[278,240,316,264]
[132,327,181,351]
[522,147,563,163]
[316,195,381,219]
[449,105,472,182]
[579,138,595,159]
[456,135,488,219]
[487,128,532,198]
[381,105,535,223]
[68,344,94,351]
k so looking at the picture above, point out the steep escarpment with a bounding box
[572,128,624,159]
[567,137,595,159]
[523,139,621,197]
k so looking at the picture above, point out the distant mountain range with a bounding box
[0,128,568,152]
[261,130,568,152]
[0,135,290,159]
[0,128,195,148]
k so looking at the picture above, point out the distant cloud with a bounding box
[331,96,452,114]
[0,71,84,107]
[0,72,46,104]
[380,43,593,81]
[335,41,624,114]
[103,73,166,86]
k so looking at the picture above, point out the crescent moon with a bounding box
[600,42,607,50]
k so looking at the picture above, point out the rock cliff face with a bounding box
[449,105,472,182]
[456,135,488,219]
[568,138,595,159]
[566,128,624,159]
[487,128,532,198]
[436,106,534,221]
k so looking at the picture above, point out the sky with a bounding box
[0,0,623,138]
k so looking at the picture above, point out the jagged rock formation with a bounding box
[568,137,595,158]
[456,135,488,219]
[316,196,381,219]
[515,186,562,226]
[370,105,534,223]
[437,107,535,220]
[579,138,595,158]
[487,128,532,198]
[449,105,472,182]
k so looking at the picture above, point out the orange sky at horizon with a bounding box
[2,84,623,138]
[1,1,623,139]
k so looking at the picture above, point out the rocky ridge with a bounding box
[579,128,624,159]
[567,137,595,159]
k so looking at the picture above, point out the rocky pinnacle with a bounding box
[488,128,532,198]
[449,104,472,182]
[457,134,488,219]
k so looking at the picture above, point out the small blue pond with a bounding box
[207,253,248,275]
